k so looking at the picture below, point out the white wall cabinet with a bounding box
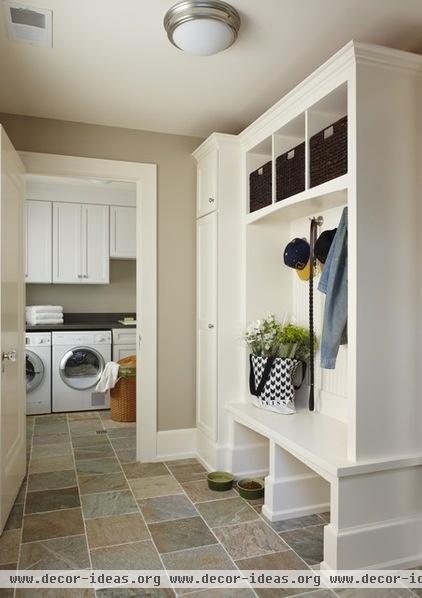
[110,206,136,259]
[25,200,52,283]
[197,147,218,218]
[194,136,242,467]
[112,328,136,361]
[197,211,218,441]
[53,202,109,284]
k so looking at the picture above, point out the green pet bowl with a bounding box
[207,471,234,492]
[237,478,265,500]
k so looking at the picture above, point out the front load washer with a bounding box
[26,332,52,415]
[52,331,111,412]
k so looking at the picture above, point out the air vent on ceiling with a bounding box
[2,1,52,47]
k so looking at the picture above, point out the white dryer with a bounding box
[26,332,51,415]
[52,331,111,412]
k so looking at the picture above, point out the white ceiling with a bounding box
[0,0,422,138]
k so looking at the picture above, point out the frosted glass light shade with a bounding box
[164,1,240,57]
[172,18,235,56]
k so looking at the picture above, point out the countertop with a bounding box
[25,312,136,333]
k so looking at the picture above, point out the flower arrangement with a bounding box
[244,313,315,361]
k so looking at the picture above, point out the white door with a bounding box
[197,149,218,218]
[196,212,218,441]
[82,205,109,284]
[53,202,82,283]
[0,127,26,531]
[25,200,52,283]
[110,206,136,259]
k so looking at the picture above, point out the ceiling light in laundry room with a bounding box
[164,0,240,56]
[2,1,52,46]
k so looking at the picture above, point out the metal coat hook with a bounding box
[309,215,324,227]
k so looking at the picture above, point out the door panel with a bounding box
[82,205,109,284]
[53,202,81,283]
[113,344,136,361]
[0,126,26,532]
[25,200,52,283]
[197,149,218,218]
[196,212,218,441]
[110,206,136,259]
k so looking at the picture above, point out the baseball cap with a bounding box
[314,228,337,264]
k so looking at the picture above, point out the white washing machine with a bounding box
[26,332,52,415]
[52,331,111,412]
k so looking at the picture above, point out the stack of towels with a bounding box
[26,305,64,326]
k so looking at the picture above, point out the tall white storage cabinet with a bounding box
[110,206,136,259]
[195,43,422,571]
[194,135,242,470]
[53,202,109,284]
[25,200,52,283]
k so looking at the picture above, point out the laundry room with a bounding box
[24,174,138,417]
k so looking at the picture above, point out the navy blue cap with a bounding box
[283,238,310,270]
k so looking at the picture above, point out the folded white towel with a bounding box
[96,362,120,393]
[26,305,63,314]
[26,316,64,326]
[28,312,64,321]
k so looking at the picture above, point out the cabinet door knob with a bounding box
[208,323,215,329]
[83,275,88,278]
[208,197,215,204]
[77,275,82,279]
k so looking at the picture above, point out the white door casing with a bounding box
[0,126,26,531]
[20,152,157,462]
[197,211,218,441]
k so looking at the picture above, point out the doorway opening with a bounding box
[20,152,157,463]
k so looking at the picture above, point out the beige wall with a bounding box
[27,260,136,313]
[0,113,201,431]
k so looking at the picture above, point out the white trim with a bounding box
[19,151,157,462]
[156,428,197,461]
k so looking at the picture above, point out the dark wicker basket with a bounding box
[249,161,272,212]
[309,116,348,188]
[276,142,305,202]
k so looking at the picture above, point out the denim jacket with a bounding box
[318,207,348,369]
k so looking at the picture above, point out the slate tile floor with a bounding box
[1,411,410,598]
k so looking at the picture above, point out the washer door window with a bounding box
[59,346,105,390]
[26,351,44,393]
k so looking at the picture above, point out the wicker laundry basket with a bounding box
[110,356,136,422]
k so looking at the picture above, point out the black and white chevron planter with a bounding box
[250,355,300,414]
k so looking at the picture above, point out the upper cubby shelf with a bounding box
[245,173,348,224]
[246,82,348,220]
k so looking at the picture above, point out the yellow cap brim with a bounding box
[296,260,311,281]
[296,260,320,281]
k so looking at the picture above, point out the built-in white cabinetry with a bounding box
[110,206,136,259]
[197,211,218,441]
[194,42,422,571]
[25,200,52,283]
[112,329,136,361]
[197,146,218,218]
[194,135,242,468]
[53,202,109,284]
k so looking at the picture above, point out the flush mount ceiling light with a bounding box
[164,0,240,56]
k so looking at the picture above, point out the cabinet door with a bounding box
[25,200,52,283]
[110,206,136,259]
[196,212,218,441]
[82,205,109,284]
[53,202,82,283]
[197,149,218,218]
[113,344,136,361]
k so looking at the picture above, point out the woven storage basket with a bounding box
[249,160,272,212]
[309,115,348,188]
[110,356,136,422]
[276,141,305,202]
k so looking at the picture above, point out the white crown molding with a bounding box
[193,132,239,161]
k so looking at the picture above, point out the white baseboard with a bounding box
[323,515,422,569]
[262,502,330,523]
[156,428,197,461]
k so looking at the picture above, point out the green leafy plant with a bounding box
[244,314,317,361]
